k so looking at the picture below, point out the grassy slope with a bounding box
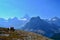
[0,28,53,40]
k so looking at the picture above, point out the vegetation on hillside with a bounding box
[0,27,53,40]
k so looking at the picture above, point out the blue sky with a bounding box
[0,0,60,19]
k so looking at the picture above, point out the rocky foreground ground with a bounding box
[0,27,53,40]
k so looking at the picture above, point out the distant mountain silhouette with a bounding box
[49,17,60,26]
[23,14,30,20]
[22,16,60,37]
[0,17,30,29]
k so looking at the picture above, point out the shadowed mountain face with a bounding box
[51,33,60,40]
[22,16,60,37]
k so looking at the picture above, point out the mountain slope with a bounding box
[0,17,29,29]
[51,33,60,40]
[49,17,60,26]
[22,16,59,37]
[0,27,52,40]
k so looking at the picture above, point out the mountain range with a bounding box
[48,17,60,26]
[0,15,30,29]
[0,16,60,38]
[22,16,60,37]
